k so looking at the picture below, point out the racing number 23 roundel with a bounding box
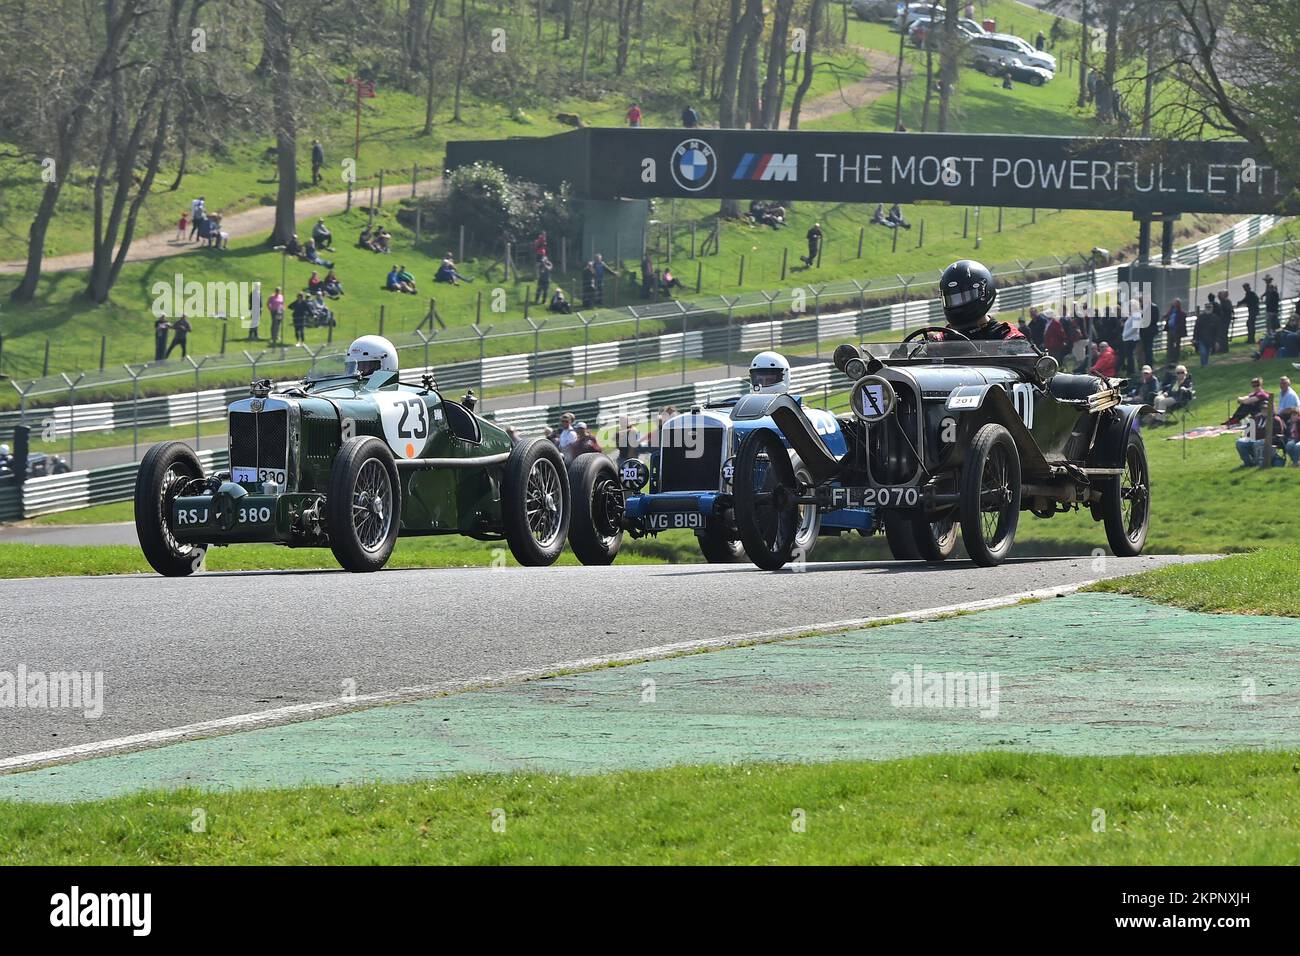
[375,392,430,459]
[670,139,717,192]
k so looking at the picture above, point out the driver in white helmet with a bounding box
[749,351,791,394]
[344,334,399,377]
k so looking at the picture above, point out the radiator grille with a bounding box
[229,409,288,471]
[659,426,725,492]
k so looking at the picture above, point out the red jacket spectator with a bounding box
[1090,344,1118,378]
[533,232,547,261]
[1043,316,1067,353]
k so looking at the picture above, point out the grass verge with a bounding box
[1088,548,1299,617]
[3,750,1299,864]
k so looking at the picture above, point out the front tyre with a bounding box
[503,438,570,566]
[696,521,744,563]
[959,423,1022,567]
[328,437,401,572]
[568,452,624,565]
[1102,427,1150,557]
[882,511,920,560]
[135,441,208,577]
[791,457,821,560]
[912,511,959,561]
[733,428,799,570]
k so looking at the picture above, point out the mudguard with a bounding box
[731,393,841,482]
[1088,403,1151,470]
[944,384,1052,477]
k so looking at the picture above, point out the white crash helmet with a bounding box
[0,444,9,457]
[345,334,398,377]
[749,351,791,394]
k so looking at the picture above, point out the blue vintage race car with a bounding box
[564,395,881,564]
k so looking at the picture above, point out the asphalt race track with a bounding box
[0,554,1212,765]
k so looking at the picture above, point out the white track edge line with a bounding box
[0,580,1093,774]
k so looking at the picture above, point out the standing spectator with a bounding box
[247,286,261,341]
[1140,298,1159,369]
[640,252,654,298]
[581,261,597,309]
[535,256,553,304]
[1163,297,1186,366]
[802,222,823,267]
[289,292,311,345]
[311,139,324,185]
[165,315,192,359]
[681,104,700,128]
[616,416,641,464]
[1238,282,1261,344]
[176,211,188,242]
[189,196,205,240]
[1192,301,1217,366]
[593,253,615,304]
[1215,290,1233,352]
[572,422,602,456]
[1264,275,1281,333]
[1026,306,1047,348]
[1121,299,1143,376]
[626,103,643,127]
[267,287,285,345]
[533,231,548,262]
[556,412,577,459]
[1043,310,1067,362]
[154,315,172,361]
[1035,30,1046,51]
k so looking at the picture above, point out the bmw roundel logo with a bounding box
[670,139,717,192]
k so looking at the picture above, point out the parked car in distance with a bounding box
[909,15,985,48]
[968,33,1056,74]
[896,2,944,32]
[974,54,1054,86]
[850,0,898,21]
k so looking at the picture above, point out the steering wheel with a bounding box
[901,326,973,359]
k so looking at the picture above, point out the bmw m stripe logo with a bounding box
[732,152,798,182]
[670,139,718,192]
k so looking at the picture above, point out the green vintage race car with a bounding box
[134,335,570,575]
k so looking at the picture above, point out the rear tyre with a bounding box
[135,441,208,577]
[733,428,799,570]
[1102,427,1150,557]
[912,511,959,561]
[882,510,920,560]
[328,437,401,572]
[567,452,623,565]
[697,521,744,563]
[502,438,570,566]
[959,423,1021,567]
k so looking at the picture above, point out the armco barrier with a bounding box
[17,450,229,518]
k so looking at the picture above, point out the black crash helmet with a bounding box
[939,259,997,330]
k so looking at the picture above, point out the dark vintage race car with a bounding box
[134,353,570,575]
[730,329,1152,568]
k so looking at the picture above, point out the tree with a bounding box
[937,0,960,131]
[787,0,825,130]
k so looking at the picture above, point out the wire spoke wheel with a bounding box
[1103,427,1150,557]
[525,456,563,548]
[959,423,1021,567]
[352,459,394,552]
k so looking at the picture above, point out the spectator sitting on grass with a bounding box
[306,271,323,295]
[548,288,572,313]
[374,228,391,253]
[435,253,471,285]
[285,233,302,258]
[887,203,912,229]
[312,218,333,250]
[386,265,414,294]
[659,268,682,294]
[358,226,382,252]
[1285,407,1300,467]
[1224,376,1269,426]
[1236,405,1285,468]
[871,203,895,228]
[302,238,333,269]
[1154,365,1194,416]
[321,271,343,298]
[1125,364,1159,406]
[396,264,417,294]
[1089,340,1118,378]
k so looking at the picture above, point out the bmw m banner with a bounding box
[446,128,1290,215]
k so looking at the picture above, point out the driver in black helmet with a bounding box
[939,259,1025,341]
